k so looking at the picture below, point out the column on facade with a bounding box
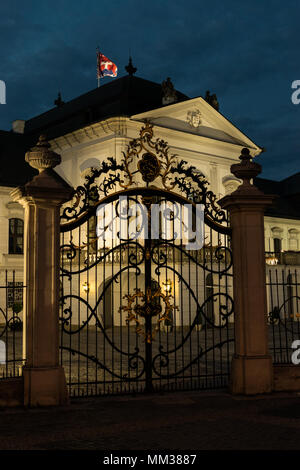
[209,163,219,197]
[0,191,12,260]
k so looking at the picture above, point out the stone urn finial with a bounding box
[25,134,61,172]
[230,148,262,190]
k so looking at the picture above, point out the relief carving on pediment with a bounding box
[186,109,202,129]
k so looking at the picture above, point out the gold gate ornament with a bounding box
[119,287,178,343]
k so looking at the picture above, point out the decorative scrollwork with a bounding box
[60,122,228,225]
[61,241,145,276]
[151,241,233,275]
[61,157,124,221]
[120,121,178,191]
[0,307,23,337]
[268,296,300,329]
[59,346,145,381]
[152,339,234,379]
[169,161,226,223]
[119,287,178,343]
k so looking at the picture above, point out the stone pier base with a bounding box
[23,366,69,407]
[230,355,273,395]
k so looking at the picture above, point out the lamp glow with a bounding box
[265,255,278,266]
[82,281,90,293]
[162,279,172,294]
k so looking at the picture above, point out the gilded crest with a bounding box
[137,152,161,182]
[120,121,177,190]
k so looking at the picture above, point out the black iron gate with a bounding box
[59,123,234,396]
[266,265,300,363]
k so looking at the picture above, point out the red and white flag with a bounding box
[97,52,118,78]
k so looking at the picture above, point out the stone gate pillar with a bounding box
[11,135,73,406]
[219,148,275,395]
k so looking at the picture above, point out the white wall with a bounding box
[0,187,24,319]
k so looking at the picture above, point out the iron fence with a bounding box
[266,265,300,364]
[0,270,25,378]
[265,250,300,266]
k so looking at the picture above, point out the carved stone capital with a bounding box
[10,169,73,207]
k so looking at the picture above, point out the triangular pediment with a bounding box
[131,96,261,155]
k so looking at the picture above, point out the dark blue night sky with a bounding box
[0,0,299,180]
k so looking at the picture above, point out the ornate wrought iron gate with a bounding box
[59,123,234,396]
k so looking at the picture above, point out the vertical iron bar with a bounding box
[144,195,153,392]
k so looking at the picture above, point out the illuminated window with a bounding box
[9,218,24,254]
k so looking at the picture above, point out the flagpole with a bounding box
[96,45,100,88]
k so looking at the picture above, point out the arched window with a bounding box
[271,227,283,255]
[9,218,24,254]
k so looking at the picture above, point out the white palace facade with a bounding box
[0,68,299,323]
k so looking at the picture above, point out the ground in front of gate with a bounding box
[1,390,300,450]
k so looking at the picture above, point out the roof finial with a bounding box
[54,92,64,107]
[125,56,137,76]
[205,90,219,111]
[162,77,177,105]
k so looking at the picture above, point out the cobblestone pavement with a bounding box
[1,390,300,450]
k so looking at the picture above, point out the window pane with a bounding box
[9,218,24,254]
[274,238,281,253]
[15,245,22,254]
[16,223,23,234]
[9,220,15,234]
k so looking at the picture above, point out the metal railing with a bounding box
[266,267,300,363]
[0,270,25,378]
[265,251,300,266]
